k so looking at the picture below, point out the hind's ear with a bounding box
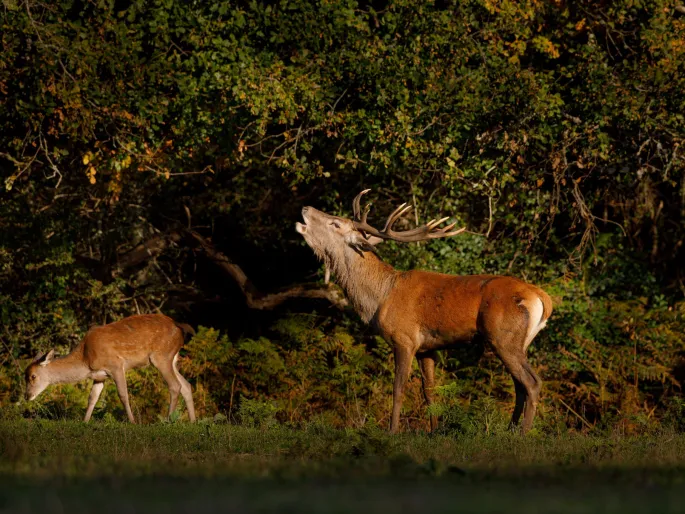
[36,349,55,366]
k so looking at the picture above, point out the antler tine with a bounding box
[426,217,450,229]
[427,225,466,239]
[389,218,454,238]
[352,189,371,221]
[383,203,408,226]
[351,191,466,243]
[361,202,372,224]
[382,204,412,232]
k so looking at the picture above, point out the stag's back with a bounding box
[82,314,183,370]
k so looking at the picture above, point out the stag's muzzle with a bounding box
[296,206,312,234]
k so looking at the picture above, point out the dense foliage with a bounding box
[1,0,684,431]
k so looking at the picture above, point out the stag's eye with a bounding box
[330,221,341,229]
[31,374,36,381]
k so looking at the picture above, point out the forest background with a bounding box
[1,0,684,434]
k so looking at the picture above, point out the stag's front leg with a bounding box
[390,345,415,434]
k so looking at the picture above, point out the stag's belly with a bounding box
[417,325,481,352]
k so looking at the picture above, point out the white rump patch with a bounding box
[524,297,546,352]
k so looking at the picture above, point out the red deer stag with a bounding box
[296,190,552,433]
[24,314,196,423]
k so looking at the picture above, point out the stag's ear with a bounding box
[366,235,385,246]
[345,232,376,254]
[38,349,55,366]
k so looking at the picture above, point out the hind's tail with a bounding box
[174,322,196,338]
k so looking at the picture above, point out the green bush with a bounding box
[1,0,684,433]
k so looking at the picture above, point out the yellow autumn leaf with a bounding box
[82,154,90,165]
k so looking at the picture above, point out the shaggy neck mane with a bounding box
[326,246,398,323]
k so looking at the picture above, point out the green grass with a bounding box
[3,420,685,513]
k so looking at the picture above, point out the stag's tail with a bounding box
[522,288,553,352]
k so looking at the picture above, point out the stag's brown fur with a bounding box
[296,203,552,433]
[24,314,196,423]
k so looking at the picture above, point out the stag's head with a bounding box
[296,189,465,262]
[296,206,374,261]
[24,350,55,401]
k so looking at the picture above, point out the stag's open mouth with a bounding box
[296,207,311,234]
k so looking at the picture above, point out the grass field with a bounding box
[2,420,685,513]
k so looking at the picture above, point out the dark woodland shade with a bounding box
[0,0,684,429]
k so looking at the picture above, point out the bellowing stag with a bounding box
[296,190,552,433]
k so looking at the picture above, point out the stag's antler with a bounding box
[351,190,465,243]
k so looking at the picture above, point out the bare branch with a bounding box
[76,228,349,311]
[114,231,184,272]
[188,231,348,310]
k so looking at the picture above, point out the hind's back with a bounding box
[83,314,181,369]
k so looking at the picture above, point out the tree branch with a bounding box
[76,228,348,310]
[114,231,183,272]
[188,231,348,310]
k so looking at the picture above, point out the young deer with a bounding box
[25,314,196,423]
[296,190,552,434]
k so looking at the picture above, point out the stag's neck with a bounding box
[328,248,398,323]
[47,345,90,384]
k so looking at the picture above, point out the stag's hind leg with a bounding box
[497,350,541,433]
[520,360,542,432]
[510,379,526,430]
[481,299,543,433]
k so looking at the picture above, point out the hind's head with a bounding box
[24,350,55,401]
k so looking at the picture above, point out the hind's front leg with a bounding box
[84,380,105,422]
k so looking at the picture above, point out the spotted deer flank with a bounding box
[24,314,196,423]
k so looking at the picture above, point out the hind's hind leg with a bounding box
[173,353,196,422]
[151,354,182,419]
